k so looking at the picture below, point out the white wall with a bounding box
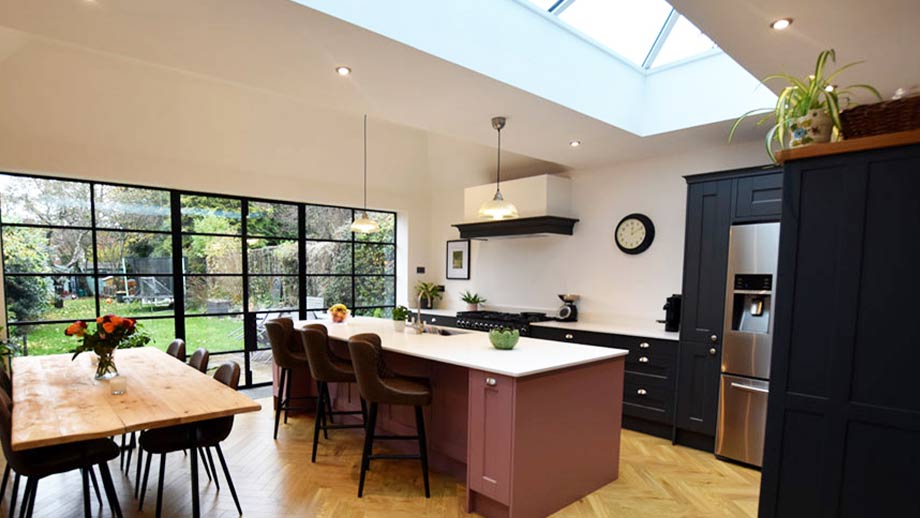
[428,140,767,321]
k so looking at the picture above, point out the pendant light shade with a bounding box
[478,116,519,220]
[350,114,381,234]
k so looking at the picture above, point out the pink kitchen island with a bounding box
[289,316,627,518]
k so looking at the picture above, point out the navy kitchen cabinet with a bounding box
[759,142,920,518]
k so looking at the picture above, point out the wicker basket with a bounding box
[840,97,920,139]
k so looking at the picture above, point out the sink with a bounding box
[422,326,469,336]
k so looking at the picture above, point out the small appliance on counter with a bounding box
[556,294,579,322]
[660,294,682,332]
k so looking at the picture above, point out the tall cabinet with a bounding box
[676,167,782,449]
[760,139,920,517]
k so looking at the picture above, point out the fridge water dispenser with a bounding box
[729,274,773,334]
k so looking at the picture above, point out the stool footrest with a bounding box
[323,423,365,430]
[327,410,364,416]
[369,453,421,461]
[372,435,419,441]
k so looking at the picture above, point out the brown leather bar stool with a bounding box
[297,324,367,463]
[265,318,323,440]
[347,333,431,498]
[188,348,210,373]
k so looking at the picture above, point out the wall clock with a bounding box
[615,213,655,255]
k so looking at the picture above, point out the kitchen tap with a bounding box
[411,293,427,334]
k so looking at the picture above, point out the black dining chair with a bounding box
[138,361,244,517]
[188,348,210,373]
[165,338,187,362]
[0,390,123,518]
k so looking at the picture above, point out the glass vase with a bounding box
[94,351,118,380]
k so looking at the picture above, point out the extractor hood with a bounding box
[454,174,578,239]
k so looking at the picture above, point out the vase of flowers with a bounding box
[66,315,150,380]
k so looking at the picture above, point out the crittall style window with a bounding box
[0,173,397,387]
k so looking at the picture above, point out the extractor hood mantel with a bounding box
[452,216,579,240]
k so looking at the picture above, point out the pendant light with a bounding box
[350,114,380,234]
[478,116,519,220]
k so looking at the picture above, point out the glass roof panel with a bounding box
[557,0,673,67]
[650,14,717,68]
[525,0,560,10]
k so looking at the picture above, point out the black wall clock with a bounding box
[615,213,655,255]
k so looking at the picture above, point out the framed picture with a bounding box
[446,240,471,280]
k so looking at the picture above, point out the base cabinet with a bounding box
[467,370,513,505]
[675,341,721,438]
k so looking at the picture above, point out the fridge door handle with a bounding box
[730,382,769,395]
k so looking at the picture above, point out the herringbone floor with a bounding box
[1,397,759,517]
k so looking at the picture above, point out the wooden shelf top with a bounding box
[775,129,920,164]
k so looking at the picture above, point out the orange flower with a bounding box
[122,318,137,331]
[102,322,116,334]
[96,316,105,324]
[109,316,123,327]
[64,320,87,337]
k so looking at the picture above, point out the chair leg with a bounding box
[155,454,166,518]
[198,447,212,482]
[324,382,335,424]
[273,367,287,440]
[357,402,378,498]
[204,447,220,491]
[134,446,144,498]
[119,434,126,470]
[82,469,91,518]
[17,477,33,518]
[359,397,368,425]
[190,443,200,518]
[139,452,153,511]
[0,462,9,502]
[284,369,293,424]
[125,432,135,475]
[98,461,123,518]
[320,382,330,439]
[87,466,103,508]
[8,473,20,518]
[415,406,431,498]
[311,381,325,463]
[214,445,242,516]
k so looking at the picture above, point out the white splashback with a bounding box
[463,174,573,221]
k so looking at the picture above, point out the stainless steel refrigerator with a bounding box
[715,222,780,467]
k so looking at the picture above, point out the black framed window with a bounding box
[0,172,398,388]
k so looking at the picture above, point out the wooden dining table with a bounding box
[11,347,261,517]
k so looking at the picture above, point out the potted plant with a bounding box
[460,291,487,311]
[0,327,20,375]
[730,49,881,162]
[66,315,150,380]
[392,305,410,332]
[415,282,442,310]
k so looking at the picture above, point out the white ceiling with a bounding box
[0,0,915,171]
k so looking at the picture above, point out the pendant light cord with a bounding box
[496,125,502,193]
[363,114,368,210]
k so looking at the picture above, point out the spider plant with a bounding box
[729,49,881,162]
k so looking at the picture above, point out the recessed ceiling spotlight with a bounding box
[335,66,352,76]
[770,18,793,30]
[569,140,581,148]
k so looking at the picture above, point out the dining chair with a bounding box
[188,348,210,373]
[0,390,123,518]
[138,362,244,517]
[265,318,326,440]
[165,339,187,363]
[297,324,367,463]
[347,333,432,498]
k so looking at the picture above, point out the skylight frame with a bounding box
[521,0,721,74]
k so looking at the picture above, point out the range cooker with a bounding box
[455,311,553,336]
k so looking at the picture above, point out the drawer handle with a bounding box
[431,317,437,322]
[709,347,718,356]
[639,342,650,349]
[638,356,649,363]
[637,388,648,396]
[485,377,497,387]
[564,334,574,340]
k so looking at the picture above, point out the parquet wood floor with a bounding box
[1,397,759,517]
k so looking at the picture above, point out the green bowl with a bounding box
[489,329,520,350]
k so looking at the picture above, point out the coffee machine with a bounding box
[661,294,682,332]
[556,294,579,322]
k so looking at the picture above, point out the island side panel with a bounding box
[510,357,624,518]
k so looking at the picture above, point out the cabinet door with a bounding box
[467,370,513,505]
[675,341,721,436]
[680,179,732,344]
[733,172,783,222]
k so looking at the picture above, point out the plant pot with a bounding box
[95,351,118,380]
[419,298,433,310]
[466,303,479,312]
[393,320,406,332]
[790,110,834,148]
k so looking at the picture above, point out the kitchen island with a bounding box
[301,316,627,518]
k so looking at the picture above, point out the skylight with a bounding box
[529,0,718,70]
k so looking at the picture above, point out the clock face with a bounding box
[615,214,655,254]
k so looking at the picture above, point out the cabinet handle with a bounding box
[564,334,574,340]
[639,342,650,349]
[431,317,437,322]
[709,347,717,356]
[485,377,497,387]
[637,388,647,396]
[710,334,718,343]
[638,356,649,363]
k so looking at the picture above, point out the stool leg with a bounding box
[320,382,330,439]
[359,397,368,425]
[324,382,335,424]
[9,472,20,518]
[284,368,293,424]
[273,368,287,440]
[357,402,378,498]
[415,406,431,498]
[0,462,9,502]
[311,381,325,463]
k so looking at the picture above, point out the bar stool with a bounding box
[265,318,321,440]
[297,324,367,463]
[347,333,431,498]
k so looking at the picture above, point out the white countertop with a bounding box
[531,318,679,341]
[299,317,627,378]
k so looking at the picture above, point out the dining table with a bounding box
[11,347,261,517]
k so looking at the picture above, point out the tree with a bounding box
[2,228,51,322]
